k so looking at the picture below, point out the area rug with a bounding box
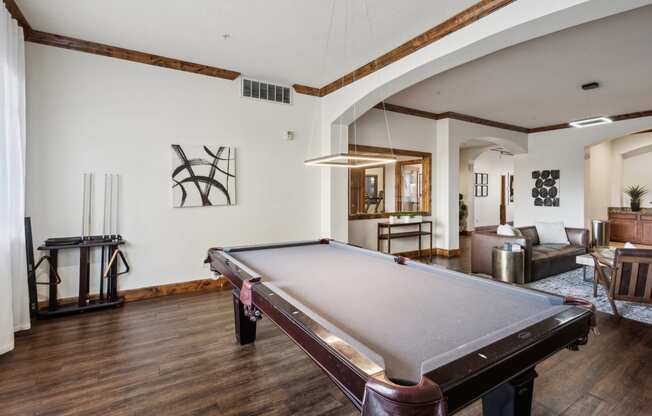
[526,267,652,325]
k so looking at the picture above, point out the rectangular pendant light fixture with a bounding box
[304,153,397,168]
[569,116,612,128]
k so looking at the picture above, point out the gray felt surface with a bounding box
[228,241,570,383]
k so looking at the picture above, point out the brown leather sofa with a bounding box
[471,226,589,283]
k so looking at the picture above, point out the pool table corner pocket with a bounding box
[361,375,447,416]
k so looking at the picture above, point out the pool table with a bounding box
[206,239,594,416]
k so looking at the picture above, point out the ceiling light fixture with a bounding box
[304,153,397,168]
[569,116,613,128]
[304,0,396,170]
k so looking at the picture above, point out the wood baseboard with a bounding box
[37,277,229,310]
[394,249,433,259]
[394,248,460,258]
[436,248,461,257]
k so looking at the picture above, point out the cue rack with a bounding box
[26,173,130,318]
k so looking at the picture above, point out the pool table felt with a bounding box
[228,241,571,383]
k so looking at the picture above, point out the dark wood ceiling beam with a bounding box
[26,30,240,80]
[439,111,530,133]
[376,105,652,135]
[373,103,529,133]
[292,84,321,97]
[4,0,32,32]
[5,0,240,80]
[372,103,440,120]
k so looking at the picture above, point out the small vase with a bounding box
[631,200,641,211]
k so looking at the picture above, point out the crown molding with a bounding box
[372,103,440,120]
[7,0,650,136]
[294,0,516,97]
[375,104,652,135]
[26,30,241,80]
[438,111,529,133]
[3,0,31,32]
[373,103,529,133]
[4,0,240,81]
[6,0,514,95]
[529,110,652,133]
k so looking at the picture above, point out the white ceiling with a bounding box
[387,5,652,128]
[17,0,477,86]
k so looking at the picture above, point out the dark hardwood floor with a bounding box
[1,237,651,415]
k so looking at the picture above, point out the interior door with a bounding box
[500,175,506,225]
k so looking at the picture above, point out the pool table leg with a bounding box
[481,368,537,416]
[233,290,257,345]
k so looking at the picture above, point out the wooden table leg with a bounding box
[482,368,537,416]
[48,250,59,311]
[78,246,90,306]
[233,290,257,345]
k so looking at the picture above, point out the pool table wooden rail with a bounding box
[206,240,594,416]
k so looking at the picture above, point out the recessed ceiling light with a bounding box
[569,116,613,128]
[581,82,600,90]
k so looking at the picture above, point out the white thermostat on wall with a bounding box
[286,131,295,141]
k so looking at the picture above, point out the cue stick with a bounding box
[81,173,87,241]
[114,174,119,239]
[107,174,113,240]
[87,172,93,239]
[100,173,108,301]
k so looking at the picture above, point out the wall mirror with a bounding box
[348,145,431,219]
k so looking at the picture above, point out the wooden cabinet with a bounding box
[641,215,652,245]
[608,211,652,245]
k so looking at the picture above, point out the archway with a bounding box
[317,0,645,242]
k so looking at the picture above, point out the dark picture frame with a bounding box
[474,173,489,198]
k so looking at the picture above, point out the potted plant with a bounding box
[459,193,468,232]
[624,185,648,211]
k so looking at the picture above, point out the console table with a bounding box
[377,220,433,261]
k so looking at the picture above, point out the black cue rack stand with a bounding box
[25,217,129,319]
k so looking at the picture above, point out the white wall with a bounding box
[26,44,322,298]
[514,117,652,228]
[623,151,652,208]
[472,150,514,227]
[587,132,652,218]
[587,140,613,220]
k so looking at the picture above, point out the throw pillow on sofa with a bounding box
[535,222,570,245]
[497,224,515,236]
[496,224,523,237]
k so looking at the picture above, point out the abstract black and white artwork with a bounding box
[171,144,236,208]
[531,169,559,207]
[474,173,488,197]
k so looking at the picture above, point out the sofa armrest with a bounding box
[566,228,589,249]
[471,232,533,279]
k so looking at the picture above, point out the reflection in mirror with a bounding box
[398,161,423,212]
[350,166,385,214]
[348,145,432,218]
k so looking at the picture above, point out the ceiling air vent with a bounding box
[242,78,292,105]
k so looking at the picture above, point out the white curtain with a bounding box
[0,4,29,355]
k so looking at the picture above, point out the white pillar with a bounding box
[319,121,349,241]
[434,120,460,251]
